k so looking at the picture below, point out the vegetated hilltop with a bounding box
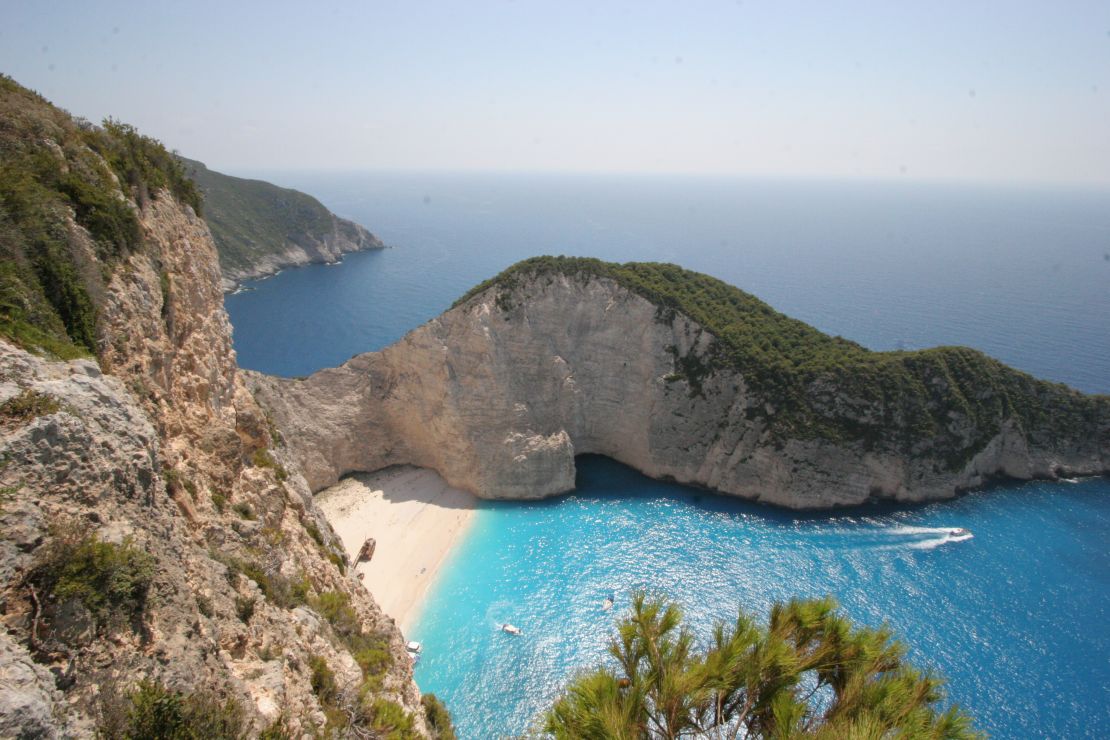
[254,256,1107,508]
[180,157,384,290]
[458,257,1106,463]
[0,75,443,738]
[0,74,200,360]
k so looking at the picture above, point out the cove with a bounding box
[411,455,1110,738]
[221,173,1110,736]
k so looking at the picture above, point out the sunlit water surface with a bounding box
[413,457,1109,738]
[223,174,1110,737]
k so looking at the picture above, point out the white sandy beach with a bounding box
[315,466,477,634]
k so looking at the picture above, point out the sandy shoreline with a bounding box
[315,466,477,635]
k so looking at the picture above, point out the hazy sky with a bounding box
[3,1,1109,183]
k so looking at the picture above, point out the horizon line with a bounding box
[204,164,1110,192]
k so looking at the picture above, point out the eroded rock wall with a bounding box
[252,272,1108,509]
[0,193,426,737]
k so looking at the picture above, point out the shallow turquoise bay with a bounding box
[413,457,1110,738]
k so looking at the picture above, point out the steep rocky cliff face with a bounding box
[1,78,429,738]
[180,158,385,291]
[251,259,1108,509]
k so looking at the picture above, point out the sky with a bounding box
[2,1,1109,184]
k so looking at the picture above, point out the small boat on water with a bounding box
[501,623,522,636]
[602,597,614,611]
[949,528,971,537]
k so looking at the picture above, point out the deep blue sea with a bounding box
[224,173,1110,738]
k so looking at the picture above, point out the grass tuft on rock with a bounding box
[98,679,246,740]
[0,388,60,423]
[31,527,155,630]
[422,694,457,740]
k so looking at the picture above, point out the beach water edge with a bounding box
[315,466,478,634]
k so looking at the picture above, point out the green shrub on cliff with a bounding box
[99,680,246,740]
[308,654,339,704]
[457,256,1105,465]
[308,590,412,733]
[422,694,457,740]
[545,593,979,739]
[251,447,288,481]
[212,551,306,610]
[313,591,393,679]
[0,74,200,359]
[362,698,419,738]
[314,590,362,636]
[92,119,201,216]
[0,388,60,423]
[31,528,155,630]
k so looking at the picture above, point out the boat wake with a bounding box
[802,524,974,552]
[879,526,973,550]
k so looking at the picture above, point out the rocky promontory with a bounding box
[252,257,1108,509]
[180,157,385,291]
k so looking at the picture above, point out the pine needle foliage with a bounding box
[545,593,980,739]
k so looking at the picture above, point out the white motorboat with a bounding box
[501,623,522,635]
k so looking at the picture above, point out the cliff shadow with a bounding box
[337,465,478,511]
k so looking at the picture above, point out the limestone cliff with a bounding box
[180,157,385,291]
[251,258,1108,509]
[0,77,432,738]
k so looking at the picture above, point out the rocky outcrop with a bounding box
[0,196,427,736]
[217,212,383,292]
[0,83,429,734]
[251,263,1108,509]
[179,157,386,291]
[0,631,75,739]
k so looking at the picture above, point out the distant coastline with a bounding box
[179,157,388,292]
[218,240,392,294]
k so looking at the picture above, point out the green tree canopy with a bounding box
[544,594,979,739]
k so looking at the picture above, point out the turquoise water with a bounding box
[222,174,1110,737]
[412,457,1110,738]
